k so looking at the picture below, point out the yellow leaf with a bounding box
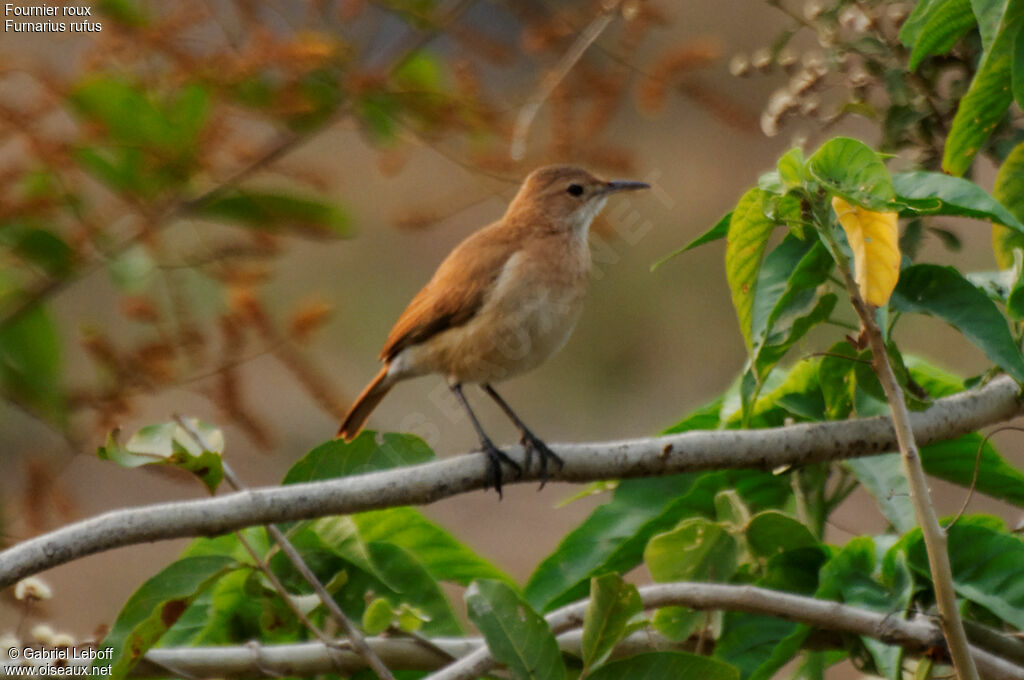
[831,196,900,306]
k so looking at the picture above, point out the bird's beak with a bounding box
[601,179,650,195]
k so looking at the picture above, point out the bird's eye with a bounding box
[566,183,584,196]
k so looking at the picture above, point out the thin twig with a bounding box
[427,582,1019,680]
[948,426,1024,529]
[173,416,396,680]
[818,216,980,680]
[804,351,873,365]
[0,0,472,334]
[509,0,622,160]
[171,420,340,652]
[110,582,1024,679]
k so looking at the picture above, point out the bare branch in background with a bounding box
[62,582,1024,680]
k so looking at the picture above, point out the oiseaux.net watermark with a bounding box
[3,646,113,676]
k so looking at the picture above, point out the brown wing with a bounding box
[379,222,517,361]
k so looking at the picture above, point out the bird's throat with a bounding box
[573,196,608,235]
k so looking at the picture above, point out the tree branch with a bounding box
[0,374,1020,589]
[40,583,1021,679]
[820,218,980,680]
[429,583,1024,680]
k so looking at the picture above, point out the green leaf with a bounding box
[283,431,435,484]
[760,546,828,595]
[366,541,461,636]
[904,516,1024,627]
[922,433,1024,508]
[71,78,175,150]
[890,264,1024,381]
[776,147,807,189]
[808,137,895,210]
[908,0,976,69]
[395,603,429,632]
[974,0,1011,50]
[581,573,643,671]
[1009,274,1024,319]
[466,579,566,680]
[716,613,797,679]
[98,0,148,26]
[893,171,1024,232]
[303,515,376,574]
[714,489,752,528]
[845,455,916,533]
[822,538,913,680]
[158,566,256,646]
[905,354,966,396]
[352,507,513,586]
[650,211,731,271]
[745,511,818,558]
[645,518,739,582]
[95,556,237,677]
[756,295,836,381]
[0,304,63,421]
[757,170,783,195]
[750,236,815,346]
[819,342,858,419]
[289,68,344,131]
[586,652,739,680]
[362,597,395,635]
[992,140,1024,267]
[736,358,826,425]
[524,470,789,612]
[166,84,210,146]
[651,606,703,641]
[726,188,777,350]
[97,420,225,494]
[663,397,723,433]
[195,190,351,238]
[524,475,697,612]
[0,221,74,277]
[357,91,400,144]
[1014,21,1024,109]
[901,0,958,45]
[942,1,1024,175]
[394,51,444,91]
[749,238,835,381]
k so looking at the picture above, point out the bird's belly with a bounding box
[412,283,585,384]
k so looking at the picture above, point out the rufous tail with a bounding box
[336,366,393,441]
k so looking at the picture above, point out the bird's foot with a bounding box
[480,439,522,499]
[520,429,564,489]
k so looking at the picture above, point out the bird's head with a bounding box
[507,165,650,233]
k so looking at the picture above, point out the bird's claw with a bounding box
[520,430,564,489]
[481,439,522,499]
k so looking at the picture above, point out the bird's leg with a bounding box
[450,383,521,498]
[482,383,564,488]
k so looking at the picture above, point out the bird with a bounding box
[336,165,650,496]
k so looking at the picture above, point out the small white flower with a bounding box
[752,48,773,72]
[777,47,798,72]
[839,5,872,33]
[804,0,824,21]
[800,94,821,116]
[51,633,75,648]
[14,577,52,601]
[0,633,19,653]
[29,624,55,645]
[729,54,751,77]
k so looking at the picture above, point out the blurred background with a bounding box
[0,0,1019,662]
